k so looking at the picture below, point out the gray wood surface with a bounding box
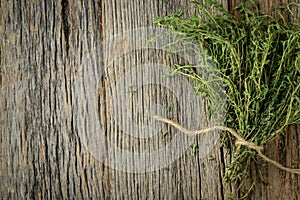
[0,0,299,199]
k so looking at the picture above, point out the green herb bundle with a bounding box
[154,0,300,197]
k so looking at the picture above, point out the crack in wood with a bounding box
[61,0,70,55]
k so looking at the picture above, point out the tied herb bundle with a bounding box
[154,0,300,197]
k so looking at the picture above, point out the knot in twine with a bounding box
[154,115,300,175]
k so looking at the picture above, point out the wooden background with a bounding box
[0,0,299,199]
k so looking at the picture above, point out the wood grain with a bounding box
[0,0,299,199]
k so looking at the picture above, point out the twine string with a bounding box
[154,115,300,174]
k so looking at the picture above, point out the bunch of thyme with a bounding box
[154,0,300,197]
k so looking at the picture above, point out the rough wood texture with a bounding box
[0,0,299,199]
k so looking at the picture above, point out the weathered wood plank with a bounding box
[0,0,108,199]
[99,0,229,199]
